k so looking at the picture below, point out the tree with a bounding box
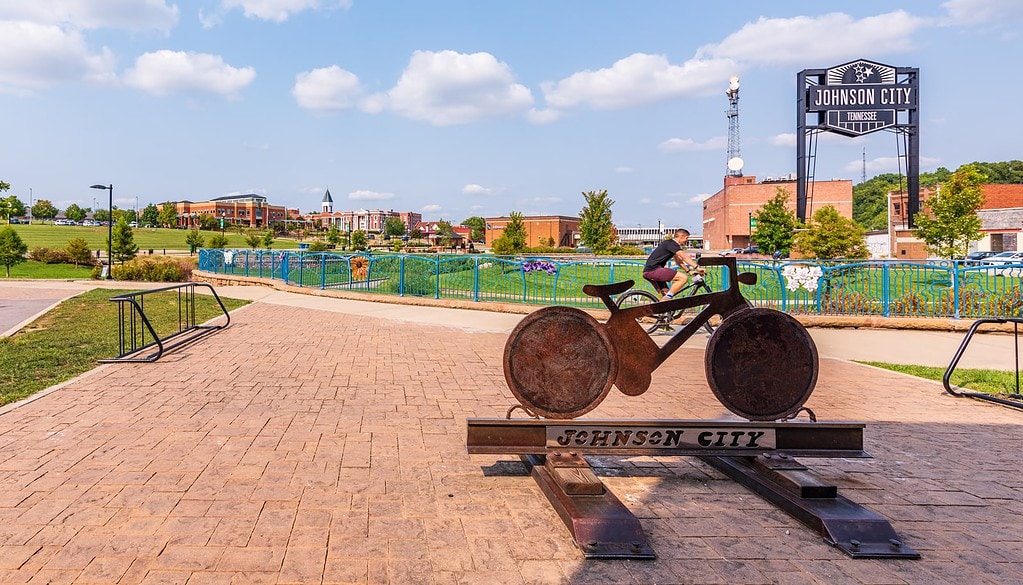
[578,190,616,253]
[245,232,262,249]
[461,216,485,241]
[207,233,228,249]
[64,203,87,223]
[327,224,342,246]
[1,195,25,222]
[111,217,139,263]
[793,206,869,259]
[751,188,799,257]
[141,203,159,226]
[0,225,28,276]
[197,213,218,231]
[434,220,456,248]
[384,217,406,237]
[491,211,528,254]
[94,208,110,223]
[31,199,58,222]
[351,229,368,251]
[158,202,178,228]
[185,229,205,254]
[914,164,986,259]
[66,237,93,267]
[261,230,274,249]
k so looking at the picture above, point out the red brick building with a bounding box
[175,194,298,229]
[304,190,422,234]
[483,215,580,249]
[701,176,853,251]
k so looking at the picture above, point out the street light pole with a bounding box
[91,184,113,279]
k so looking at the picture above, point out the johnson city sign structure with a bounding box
[797,59,920,224]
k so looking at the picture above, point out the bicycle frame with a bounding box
[583,256,756,396]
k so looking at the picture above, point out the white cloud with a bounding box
[123,50,255,98]
[770,133,796,148]
[522,196,561,205]
[664,201,682,208]
[422,204,442,213]
[639,197,651,204]
[292,65,361,111]
[698,12,927,66]
[0,0,179,32]
[0,22,116,93]
[217,0,351,23]
[659,136,727,153]
[526,107,560,124]
[941,0,1023,25]
[689,193,713,203]
[349,190,394,201]
[541,53,736,111]
[463,183,501,195]
[614,166,634,174]
[362,50,534,126]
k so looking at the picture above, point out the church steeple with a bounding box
[321,189,333,213]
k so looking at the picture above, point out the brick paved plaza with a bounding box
[0,297,1021,584]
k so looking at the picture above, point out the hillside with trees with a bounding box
[852,160,1021,230]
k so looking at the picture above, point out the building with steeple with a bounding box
[321,189,333,214]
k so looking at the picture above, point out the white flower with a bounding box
[782,265,822,292]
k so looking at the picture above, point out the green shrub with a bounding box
[308,240,330,252]
[28,247,74,264]
[107,257,195,282]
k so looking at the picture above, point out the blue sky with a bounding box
[1,0,1020,232]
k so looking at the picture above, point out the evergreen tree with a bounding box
[0,225,28,276]
[141,203,159,226]
[185,229,205,254]
[65,237,93,267]
[579,190,616,253]
[111,218,139,263]
[245,232,262,249]
[793,206,868,259]
[751,187,799,257]
[261,230,274,249]
[914,164,985,259]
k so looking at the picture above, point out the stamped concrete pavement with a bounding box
[0,283,1020,583]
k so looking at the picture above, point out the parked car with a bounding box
[965,250,998,263]
[740,245,759,254]
[54,219,77,226]
[721,247,744,255]
[8,217,24,224]
[980,251,1023,265]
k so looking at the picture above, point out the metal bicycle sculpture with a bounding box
[503,256,819,421]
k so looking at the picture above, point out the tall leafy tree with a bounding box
[460,216,485,241]
[491,211,527,254]
[64,203,87,223]
[327,224,342,246]
[578,189,616,253]
[31,199,58,222]
[793,205,869,259]
[914,163,986,259]
[261,230,274,249]
[245,231,262,249]
[110,217,139,263]
[434,220,456,248]
[158,202,178,227]
[0,225,28,276]
[751,187,799,257]
[141,203,159,226]
[1,195,26,222]
[384,217,406,237]
[207,233,228,249]
[351,229,368,251]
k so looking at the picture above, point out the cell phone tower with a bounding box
[726,76,743,176]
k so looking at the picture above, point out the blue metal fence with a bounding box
[199,249,1023,319]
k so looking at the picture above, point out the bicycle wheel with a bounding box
[615,289,668,334]
[676,280,716,335]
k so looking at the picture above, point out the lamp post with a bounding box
[90,184,112,279]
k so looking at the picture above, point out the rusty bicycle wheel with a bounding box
[503,306,618,419]
[705,307,818,421]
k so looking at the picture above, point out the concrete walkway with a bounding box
[0,281,1021,583]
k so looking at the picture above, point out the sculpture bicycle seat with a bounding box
[503,256,819,421]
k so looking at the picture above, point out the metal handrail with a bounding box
[99,283,231,363]
[943,318,1023,410]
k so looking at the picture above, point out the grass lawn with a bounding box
[0,288,250,406]
[6,261,99,279]
[6,223,301,251]
[860,361,1022,396]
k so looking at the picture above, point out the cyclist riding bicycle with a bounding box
[642,228,702,298]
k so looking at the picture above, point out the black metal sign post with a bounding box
[467,418,920,560]
[796,59,919,224]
